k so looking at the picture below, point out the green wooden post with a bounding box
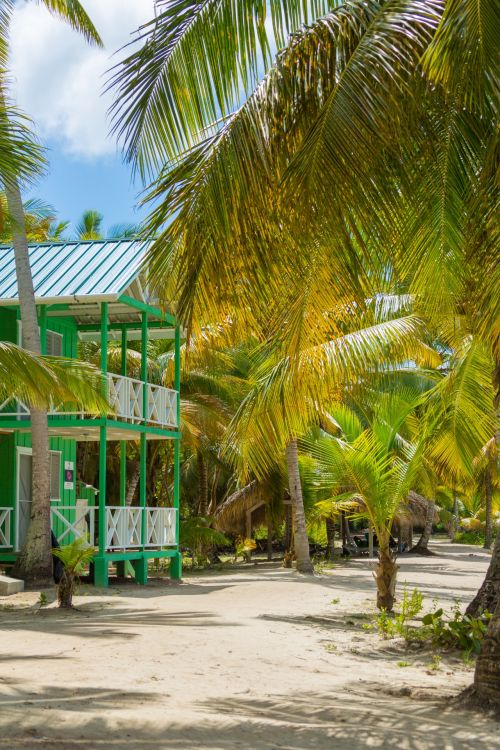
[38,305,47,355]
[170,324,182,580]
[120,326,127,505]
[135,312,148,585]
[95,302,108,587]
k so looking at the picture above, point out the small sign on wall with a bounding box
[64,461,75,491]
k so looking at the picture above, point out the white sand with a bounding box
[0,540,498,749]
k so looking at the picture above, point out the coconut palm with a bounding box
[0,194,66,242]
[75,209,104,240]
[0,1,101,583]
[0,341,107,412]
[308,394,431,610]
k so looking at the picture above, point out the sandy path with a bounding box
[0,540,498,749]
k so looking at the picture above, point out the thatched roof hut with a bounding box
[214,481,287,536]
[214,483,437,539]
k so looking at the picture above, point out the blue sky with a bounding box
[36,141,147,233]
[10,0,155,236]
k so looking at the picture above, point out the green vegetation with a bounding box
[0,0,498,712]
[52,538,97,608]
[372,587,492,660]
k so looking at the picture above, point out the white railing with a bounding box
[106,506,142,550]
[51,504,97,547]
[0,508,12,548]
[0,373,178,429]
[50,505,177,552]
[145,508,177,548]
[108,374,177,428]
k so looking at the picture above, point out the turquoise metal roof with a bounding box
[0,239,153,303]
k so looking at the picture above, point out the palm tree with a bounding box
[75,209,104,240]
[0,194,67,242]
[0,1,101,582]
[308,395,430,610]
[0,341,107,412]
[465,532,500,709]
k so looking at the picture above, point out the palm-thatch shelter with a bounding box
[214,480,289,537]
[214,483,437,548]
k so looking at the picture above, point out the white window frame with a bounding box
[17,321,64,355]
[15,447,63,504]
[49,450,62,501]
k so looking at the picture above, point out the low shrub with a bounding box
[372,587,492,659]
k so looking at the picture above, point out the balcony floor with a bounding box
[0,417,179,441]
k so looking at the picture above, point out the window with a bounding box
[46,331,63,356]
[49,452,61,501]
[17,322,63,355]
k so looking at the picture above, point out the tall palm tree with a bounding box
[0,1,101,582]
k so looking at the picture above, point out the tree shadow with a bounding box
[0,607,240,640]
[0,683,497,749]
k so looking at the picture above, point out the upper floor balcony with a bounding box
[0,372,179,430]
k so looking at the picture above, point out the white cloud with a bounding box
[9,0,155,158]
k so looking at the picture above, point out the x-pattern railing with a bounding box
[106,506,142,550]
[51,505,96,546]
[0,373,178,428]
[145,508,177,547]
[0,508,12,548]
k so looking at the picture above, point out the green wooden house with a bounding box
[0,239,181,587]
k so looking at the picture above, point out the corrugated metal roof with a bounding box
[0,239,154,303]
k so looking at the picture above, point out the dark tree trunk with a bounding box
[325,517,336,561]
[470,597,500,709]
[466,532,500,617]
[197,450,208,516]
[484,469,493,550]
[410,499,435,555]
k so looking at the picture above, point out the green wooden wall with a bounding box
[0,308,80,550]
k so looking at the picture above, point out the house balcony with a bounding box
[0,373,179,438]
[0,505,177,552]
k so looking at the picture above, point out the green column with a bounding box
[135,312,148,585]
[95,302,108,587]
[170,324,182,580]
[38,305,47,355]
[120,326,127,505]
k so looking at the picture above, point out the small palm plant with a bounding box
[309,396,428,611]
[52,538,97,608]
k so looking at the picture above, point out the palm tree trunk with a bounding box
[325,517,336,561]
[197,450,208,516]
[285,440,313,574]
[284,499,292,551]
[466,532,500,617]
[470,597,500,709]
[266,511,273,561]
[375,539,398,611]
[57,570,76,608]
[449,494,459,540]
[484,469,493,550]
[410,499,435,555]
[6,176,52,584]
[126,460,140,505]
[341,511,353,544]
